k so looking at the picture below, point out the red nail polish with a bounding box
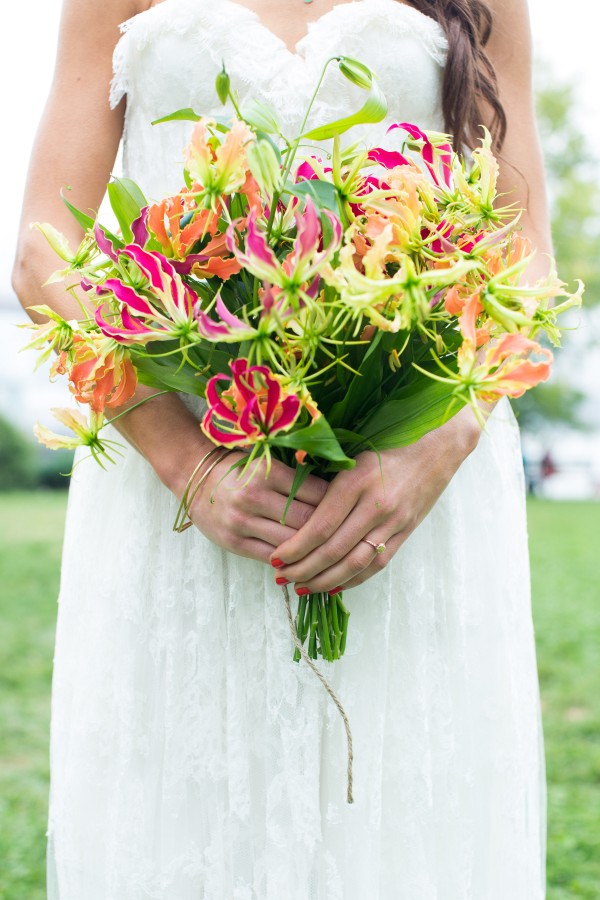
[275,577,289,586]
[328,586,344,595]
[295,587,310,596]
[271,558,285,569]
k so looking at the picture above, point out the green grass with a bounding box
[0,492,66,900]
[0,493,598,897]
[528,501,600,898]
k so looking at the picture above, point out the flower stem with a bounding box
[266,56,339,240]
[319,593,333,662]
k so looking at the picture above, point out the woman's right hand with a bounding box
[187,452,329,565]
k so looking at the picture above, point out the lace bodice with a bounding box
[110,0,448,200]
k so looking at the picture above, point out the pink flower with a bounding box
[202,358,302,448]
[195,295,257,342]
[95,245,196,344]
[226,198,342,305]
[387,122,453,187]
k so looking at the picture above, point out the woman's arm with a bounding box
[12,0,326,560]
[486,0,553,276]
[11,0,205,494]
[269,0,550,593]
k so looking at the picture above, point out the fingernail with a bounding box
[271,558,285,569]
[275,577,289,586]
[328,586,343,595]
[295,587,310,596]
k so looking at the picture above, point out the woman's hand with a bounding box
[269,406,482,593]
[187,452,328,565]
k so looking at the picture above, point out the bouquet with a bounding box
[26,55,582,667]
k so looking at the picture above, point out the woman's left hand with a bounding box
[270,406,483,593]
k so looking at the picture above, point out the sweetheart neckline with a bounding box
[120,0,446,59]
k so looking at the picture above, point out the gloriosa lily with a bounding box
[55,333,137,412]
[201,358,303,451]
[183,118,255,211]
[147,190,243,279]
[95,245,197,344]
[34,408,119,467]
[226,198,342,308]
[326,239,478,333]
[22,305,78,367]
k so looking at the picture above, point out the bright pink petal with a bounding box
[94,307,149,344]
[195,309,232,340]
[263,375,281,428]
[367,147,410,169]
[245,213,279,269]
[202,410,246,445]
[131,207,150,247]
[294,198,320,262]
[274,394,301,431]
[94,224,119,262]
[122,245,174,293]
[214,295,252,332]
[239,397,263,438]
[121,306,152,334]
[102,279,155,317]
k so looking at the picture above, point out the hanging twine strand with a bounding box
[282,584,354,804]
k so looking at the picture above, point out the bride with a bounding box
[13,0,550,897]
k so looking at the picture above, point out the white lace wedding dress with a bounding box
[46,1,547,897]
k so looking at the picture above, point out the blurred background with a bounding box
[0,1,599,897]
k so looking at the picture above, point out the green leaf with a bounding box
[355,376,466,451]
[272,416,355,468]
[328,332,384,427]
[280,463,314,525]
[106,178,148,243]
[302,71,387,141]
[60,191,95,231]
[288,178,340,214]
[133,354,208,396]
[151,107,201,125]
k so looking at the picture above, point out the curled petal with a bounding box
[94,224,119,262]
[101,279,155,317]
[367,147,410,169]
[294,197,320,262]
[131,206,150,247]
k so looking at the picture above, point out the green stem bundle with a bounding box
[292,591,350,663]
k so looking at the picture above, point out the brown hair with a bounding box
[406,0,507,151]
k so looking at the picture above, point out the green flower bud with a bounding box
[338,56,373,90]
[246,139,282,197]
[240,97,282,135]
[215,64,230,106]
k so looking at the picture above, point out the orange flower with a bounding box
[147,190,243,279]
[148,194,218,259]
[62,335,137,412]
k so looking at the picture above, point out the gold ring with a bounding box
[362,538,386,554]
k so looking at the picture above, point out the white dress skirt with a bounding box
[46,1,547,897]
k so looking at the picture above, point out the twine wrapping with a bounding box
[282,584,354,804]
